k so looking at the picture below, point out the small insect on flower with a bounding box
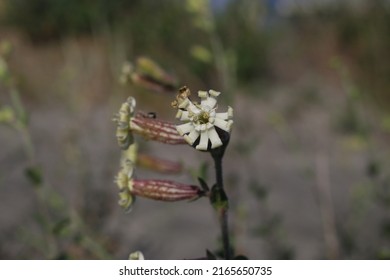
[173,86,233,151]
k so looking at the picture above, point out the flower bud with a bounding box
[113,97,186,149]
[131,113,186,145]
[115,158,203,211]
[130,179,203,202]
[119,57,178,93]
[137,154,183,174]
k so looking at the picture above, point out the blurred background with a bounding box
[1,0,390,259]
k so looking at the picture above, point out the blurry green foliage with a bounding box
[0,105,15,123]
[51,217,71,236]
[25,165,43,187]
[190,45,212,64]
[304,1,390,110]
[216,0,270,85]
[2,0,389,102]
[190,161,209,184]
[248,180,268,201]
[366,159,381,179]
[331,57,369,137]
[1,0,271,88]
[2,0,137,41]
[337,2,390,105]
[248,179,294,259]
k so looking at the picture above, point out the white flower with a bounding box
[113,97,136,150]
[129,251,145,260]
[174,88,233,151]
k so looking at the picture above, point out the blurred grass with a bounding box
[1,0,389,106]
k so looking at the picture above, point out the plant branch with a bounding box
[210,144,231,259]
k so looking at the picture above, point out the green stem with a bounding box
[11,91,59,258]
[218,206,230,260]
[20,126,59,258]
[211,148,231,260]
[213,151,224,189]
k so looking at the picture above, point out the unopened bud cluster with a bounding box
[113,93,209,211]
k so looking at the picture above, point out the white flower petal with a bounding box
[195,123,208,132]
[201,97,217,109]
[198,90,208,98]
[184,130,200,145]
[209,89,221,97]
[228,106,233,118]
[214,118,233,132]
[187,102,201,115]
[178,98,189,109]
[176,110,191,121]
[176,122,194,135]
[126,97,136,114]
[196,130,209,150]
[215,107,233,120]
[124,159,135,179]
[118,190,134,212]
[208,127,223,148]
[215,112,229,120]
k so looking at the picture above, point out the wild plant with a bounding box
[114,63,238,259]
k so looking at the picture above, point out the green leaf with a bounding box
[190,45,212,64]
[25,165,43,187]
[52,217,71,236]
[198,177,209,192]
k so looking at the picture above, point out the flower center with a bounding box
[195,111,210,125]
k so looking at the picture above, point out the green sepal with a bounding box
[198,177,210,192]
[210,184,228,211]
